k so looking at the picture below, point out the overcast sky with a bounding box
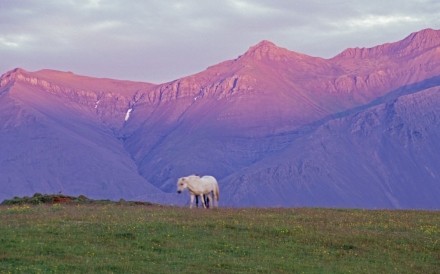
[1,0,439,83]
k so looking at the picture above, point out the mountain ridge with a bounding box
[333,28,440,59]
[1,28,439,208]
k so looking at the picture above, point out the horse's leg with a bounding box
[206,193,212,209]
[190,194,195,209]
[200,194,207,208]
[195,195,199,208]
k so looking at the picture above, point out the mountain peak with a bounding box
[252,40,278,49]
[242,40,290,61]
[385,28,440,57]
[335,28,440,59]
[401,28,440,48]
[239,40,316,63]
[408,28,439,39]
[0,68,28,88]
[1,67,27,77]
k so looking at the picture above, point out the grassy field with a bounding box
[0,199,439,273]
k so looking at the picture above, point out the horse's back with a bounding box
[201,175,217,184]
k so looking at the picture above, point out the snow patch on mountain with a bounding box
[124,108,133,121]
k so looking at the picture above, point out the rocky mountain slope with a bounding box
[1,28,439,208]
[0,69,174,203]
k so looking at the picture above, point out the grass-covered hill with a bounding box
[0,194,439,273]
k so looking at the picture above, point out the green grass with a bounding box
[0,201,439,273]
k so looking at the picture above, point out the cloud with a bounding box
[0,35,31,49]
[0,0,439,83]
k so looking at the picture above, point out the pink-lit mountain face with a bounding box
[1,28,439,208]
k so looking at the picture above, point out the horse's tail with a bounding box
[214,182,220,201]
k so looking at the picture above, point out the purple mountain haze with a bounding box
[1,28,440,208]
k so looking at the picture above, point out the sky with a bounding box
[1,0,439,84]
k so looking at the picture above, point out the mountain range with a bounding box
[1,28,439,208]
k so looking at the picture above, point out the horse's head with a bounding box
[176,177,188,194]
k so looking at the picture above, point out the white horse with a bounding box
[176,175,220,208]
